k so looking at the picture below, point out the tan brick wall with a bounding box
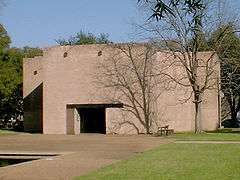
[23,57,43,98]
[105,50,220,133]
[23,45,220,134]
[42,45,111,134]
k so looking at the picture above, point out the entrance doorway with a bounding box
[66,103,123,135]
[77,108,106,134]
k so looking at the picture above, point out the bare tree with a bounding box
[137,0,224,133]
[96,43,163,134]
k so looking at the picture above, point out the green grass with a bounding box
[215,128,240,133]
[170,132,240,141]
[0,129,17,135]
[75,143,240,180]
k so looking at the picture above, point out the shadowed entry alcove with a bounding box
[66,104,123,134]
[77,107,106,134]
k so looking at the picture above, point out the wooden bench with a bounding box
[157,125,174,136]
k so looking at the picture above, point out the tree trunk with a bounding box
[194,102,202,133]
[230,108,237,128]
[227,95,238,127]
[145,121,151,134]
[194,92,202,133]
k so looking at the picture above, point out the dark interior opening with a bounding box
[77,107,106,134]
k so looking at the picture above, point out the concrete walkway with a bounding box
[0,134,170,180]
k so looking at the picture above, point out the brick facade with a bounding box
[23,45,220,134]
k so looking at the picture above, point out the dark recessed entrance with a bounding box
[77,108,106,134]
[67,103,123,134]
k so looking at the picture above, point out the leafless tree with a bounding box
[136,1,226,133]
[96,43,164,134]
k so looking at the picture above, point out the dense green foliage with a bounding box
[0,48,22,120]
[139,0,205,25]
[22,46,43,58]
[0,24,42,124]
[76,143,240,180]
[56,31,111,45]
[0,24,11,49]
[213,26,240,126]
[207,25,240,126]
[0,25,21,120]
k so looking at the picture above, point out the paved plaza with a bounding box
[0,134,170,180]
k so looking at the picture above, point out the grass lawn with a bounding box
[0,129,17,135]
[76,143,240,180]
[170,132,240,141]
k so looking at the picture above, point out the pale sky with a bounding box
[0,0,239,48]
[0,0,142,48]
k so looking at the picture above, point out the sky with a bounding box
[0,0,239,48]
[0,0,142,48]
